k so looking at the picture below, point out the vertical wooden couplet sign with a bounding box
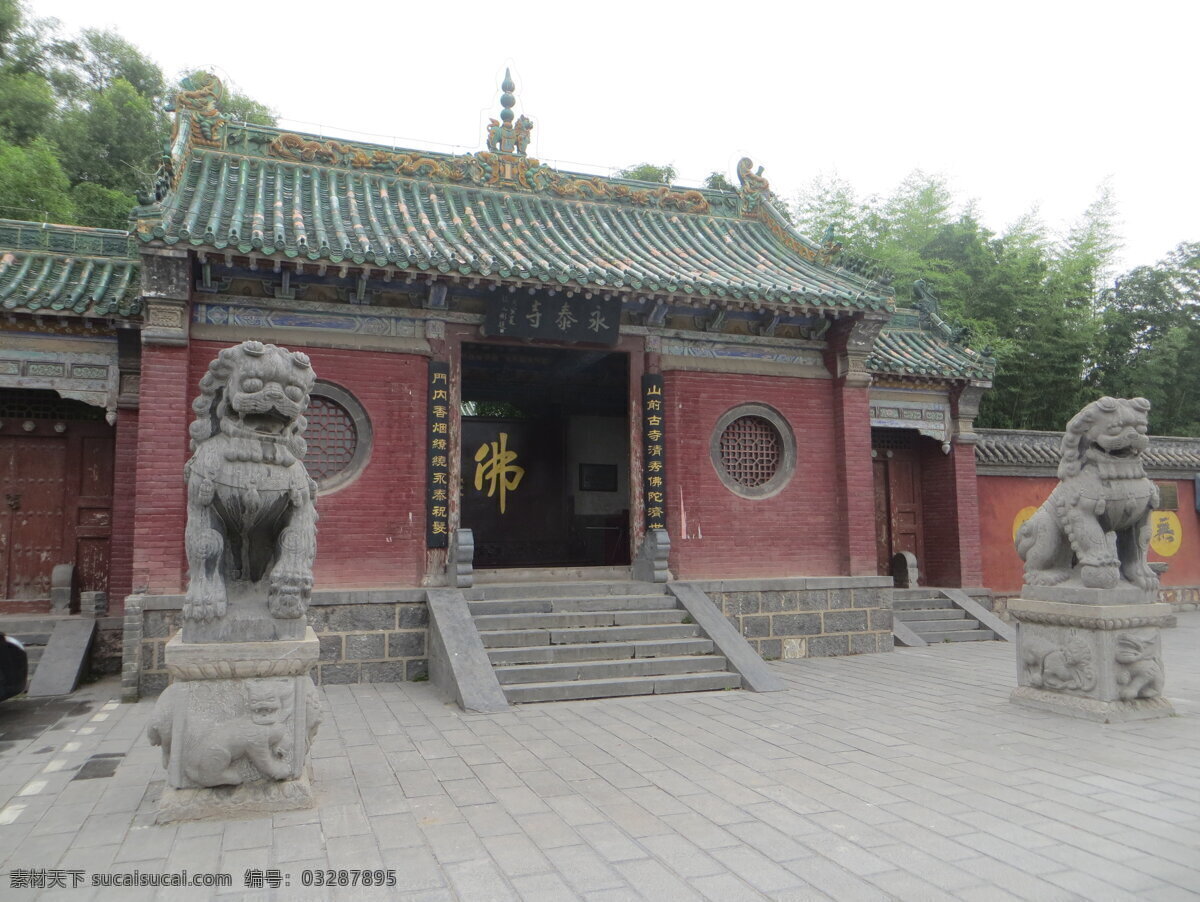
[427,361,451,547]
[641,375,667,532]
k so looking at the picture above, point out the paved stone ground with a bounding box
[1,612,1198,901]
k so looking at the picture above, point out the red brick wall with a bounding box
[980,474,1200,593]
[832,382,876,575]
[919,438,983,587]
[108,407,138,609]
[188,341,428,588]
[131,344,191,595]
[664,372,849,578]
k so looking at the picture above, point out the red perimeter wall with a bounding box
[979,474,1200,594]
[664,371,855,578]
[132,340,428,595]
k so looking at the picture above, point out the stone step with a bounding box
[480,622,701,649]
[495,654,730,685]
[921,629,996,642]
[488,637,716,665]
[893,609,968,622]
[504,671,742,704]
[474,609,685,631]
[892,598,956,611]
[473,580,664,600]
[469,595,679,615]
[909,618,989,634]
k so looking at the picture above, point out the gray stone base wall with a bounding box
[88,617,124,676]
[125,590,429,698]
[688,577,894,659]
[993,585,1199,621]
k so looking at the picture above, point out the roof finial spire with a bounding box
[500,68,516,125]
[486,68,533,156]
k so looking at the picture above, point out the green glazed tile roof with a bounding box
[976,428,1200,474]
[869,308,995,381]
[0,220,141,318]
[141,97,892,312]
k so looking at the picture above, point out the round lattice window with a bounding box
[302,382,372,493]
[720,416,781,487]
[710,404,796,499]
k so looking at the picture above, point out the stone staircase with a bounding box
[893,589,998,643]
[0,615,67,692]
[469,581,742,703]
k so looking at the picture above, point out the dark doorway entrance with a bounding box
[872,428,925,577]
[460,344,630,569]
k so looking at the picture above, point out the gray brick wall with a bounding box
[126,591,430,698]
[699,579,894,660]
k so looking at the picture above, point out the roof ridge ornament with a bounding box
[166,72,227,149]
[486,69,533,156]
[736,158,771,196]
[912,279,991,361]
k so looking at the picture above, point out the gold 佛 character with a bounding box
[474,432,525,514]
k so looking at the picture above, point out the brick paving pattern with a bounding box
[1,612,1197,900]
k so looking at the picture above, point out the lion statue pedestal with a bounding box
[1010,397,1174,723]
[148,341,324,822]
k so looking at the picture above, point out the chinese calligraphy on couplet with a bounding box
[641,375,667,532]
[426,361,451,547]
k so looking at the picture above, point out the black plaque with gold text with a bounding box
[641,374,667,532]
[426,361,451,547]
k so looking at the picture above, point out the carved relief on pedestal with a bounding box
[1114,632,1164,700]
[148,678,321,788]
[1021,635,1096,692]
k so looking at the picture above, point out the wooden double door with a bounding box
[873,444,925,577]
[0,421,114,603]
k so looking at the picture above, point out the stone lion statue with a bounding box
[1015,396,1159,591]
[182,340,318,631]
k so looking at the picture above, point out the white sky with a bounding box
[27,0,1197,272]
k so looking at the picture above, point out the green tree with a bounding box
[0,4,276,227]
[792,171,1130,430]
[0,136,74,221]
[791,173,872,249]
[71,181,135,230]
[616,162,676,185]
[0,69,53,143]
[76,28,165,102]
[55,78,160,195]
[221,88,276,126]
[704,171,735,192]
[1090,242,1200,435]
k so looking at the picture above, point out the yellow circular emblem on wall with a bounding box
[1150,511,1182,557]
[1012,506,1039,541]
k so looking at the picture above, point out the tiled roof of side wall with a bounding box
[0,220,141,318]
[143,148,892,311]
[976,428,1200,473]
[869,312,994,381]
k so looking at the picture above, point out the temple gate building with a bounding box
[0,72,1010,700]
